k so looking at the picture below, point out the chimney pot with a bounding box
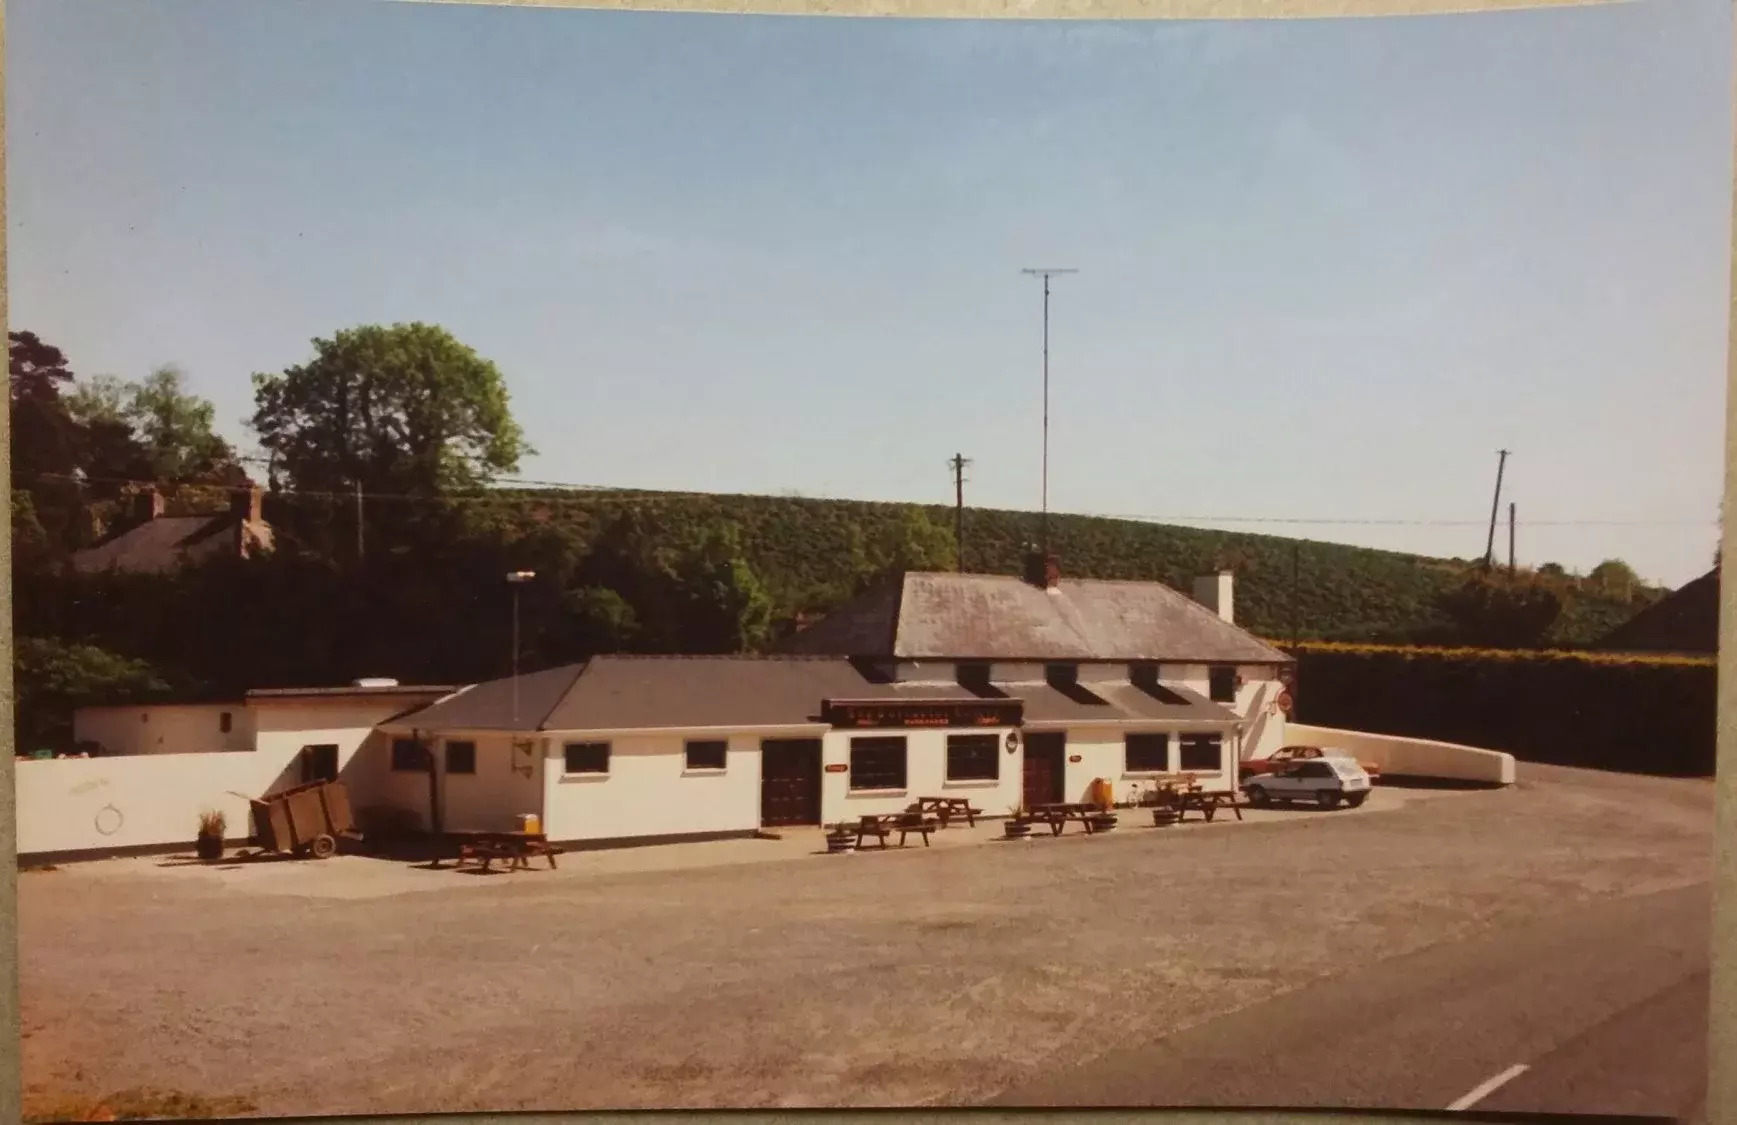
[133,486,165,524]
[1023,548,1061,589]
[230,486,263,525]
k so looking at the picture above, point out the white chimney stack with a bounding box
[1193,571,1235,624]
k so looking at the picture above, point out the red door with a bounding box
[1022,732,1066,807]
[760,739,823,827]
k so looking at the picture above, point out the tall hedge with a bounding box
[1284,642,1716,777]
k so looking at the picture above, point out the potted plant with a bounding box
[1088,809,1119,832]
[1152,783,1181,827]
[1004,805,1033,839]
[824,822,857,854]
[195,809,226,861]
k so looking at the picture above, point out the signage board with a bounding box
[821,698,1024,730]
[824,763,849,774]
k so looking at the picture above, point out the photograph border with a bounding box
[0,0,1726,1123]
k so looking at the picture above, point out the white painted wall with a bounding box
[1284,724,1517,786]
[541,732,762,843]
[21,695,448,857]
[71,703,251,756]
[438,735,544,833]
[1054,724,1239,802]
[821,727,1022,824]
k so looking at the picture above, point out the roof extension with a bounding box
[386,654,1241,735]
[780,571,1291,664]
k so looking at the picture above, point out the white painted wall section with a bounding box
[72,703,251,756]
[1285,724,1517,786]
[542,732,763,843]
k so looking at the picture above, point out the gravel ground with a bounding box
[19,763,1714,1117]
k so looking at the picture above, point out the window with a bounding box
[445,740,477,775]
[301,744,339,784]
[946,734,999,782]
[1208,666,1237,703]
[1044,663,1079,688]
[685,739,728,771]
[849,736,907,791]
[219,711,233,734]
[1124,732,1171,773]
[564,741,610,776]
[957,662,992,690]
[1129,662,1161,690]
[390,739,430,772]
[1178,734,1223,772]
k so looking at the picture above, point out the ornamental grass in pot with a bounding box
[1004,806,1033,839]
[824,822,857,853]
[195,809,226,861]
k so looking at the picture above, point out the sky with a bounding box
[8,0,1732,587]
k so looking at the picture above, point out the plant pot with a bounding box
[1152,809,1177,827]
[1089,815,1119,832]
[825,834,856,854]
[195,832,224,861]
[1004,820,1033,839]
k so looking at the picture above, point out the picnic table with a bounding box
[1176,788,1244,823]
[1027,802,1107,836]
[855,812,939,849]
[445,830,564,872]
[914,796,984,828]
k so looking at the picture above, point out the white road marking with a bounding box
[1446,1064,1530,1111]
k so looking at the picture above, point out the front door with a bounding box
[1023,732,1066,807]
[761,739,822,827]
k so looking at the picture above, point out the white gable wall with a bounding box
[72,703,252,756]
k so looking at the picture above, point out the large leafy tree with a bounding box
[249,322,532,497]
[68,365,238,486]
[1435,572,1565,648]
[9,331,81,489]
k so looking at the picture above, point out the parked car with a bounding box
[1241,757,1372,810]
[1240,744,1381,782]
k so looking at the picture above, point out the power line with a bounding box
[27,472,1716,530]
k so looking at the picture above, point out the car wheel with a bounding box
[1345,792,1368,808]
[1245,786,1270,807]
[1315,790,1341,810]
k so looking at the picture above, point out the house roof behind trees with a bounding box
[1593,566,1719,654]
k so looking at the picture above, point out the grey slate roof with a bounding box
[782,571,1290,664]
[388,655,1244,735]
[389,656,972,734]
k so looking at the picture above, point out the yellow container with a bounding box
[1090,778,1112,810]
[518,813,542,836]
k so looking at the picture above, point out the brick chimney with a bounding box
[1022,548,1060,590]
[1192,571,1235,624]
[229,485,263,525]
[132,486,165,525]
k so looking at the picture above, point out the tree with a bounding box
[1588,559,1641,601]
[1435,572,1564,648]
[9,331,81,489]
[249,322,532,497]
[122,365,240,483]
[14,636,172,754]
[673,523,775,653]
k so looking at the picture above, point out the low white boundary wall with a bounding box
[1283,724,1516,786]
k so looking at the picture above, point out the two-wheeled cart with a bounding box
[248,779,360,860]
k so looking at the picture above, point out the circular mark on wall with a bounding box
[94,804,124,836]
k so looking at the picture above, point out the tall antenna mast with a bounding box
[1021,267,1077,554]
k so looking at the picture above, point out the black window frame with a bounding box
[444,740,477,775]
[849,736,908,792]
[1124,732,1171,773]
[563,741,611,776]
[945,733,1000,782]
[301,743,339,784]
[684,738,729,772]
[390,738,430,772]
[1208,666,1238,704]
[1044,662,1079,688]
[219,711,233,734]
[1178,733,1223,772]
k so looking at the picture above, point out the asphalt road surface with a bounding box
[989,881,1710,1121]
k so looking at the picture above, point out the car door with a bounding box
[1263,763,1308,801]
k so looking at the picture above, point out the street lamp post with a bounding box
[506,570,536,723]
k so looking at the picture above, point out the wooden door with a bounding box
[761,739,822,827]
[1022,732,1066,807]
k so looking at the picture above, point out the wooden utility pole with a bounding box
[949,453,972,572]
[1484,449,1511,569]
[1291,540,1301,644]
[1508,502,1517,576]
[355,480,365,563]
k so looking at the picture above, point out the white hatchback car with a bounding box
[1242,756,1372,810]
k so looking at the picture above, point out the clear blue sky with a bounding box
[9,0,1731,587]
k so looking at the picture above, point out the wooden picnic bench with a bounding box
[855,812,939,849]
[1176,789,1244,823]
[449,831,563,872]
[1027,802,1104,836]
[914,796,984,828]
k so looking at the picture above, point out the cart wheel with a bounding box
[309,833,338,859]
